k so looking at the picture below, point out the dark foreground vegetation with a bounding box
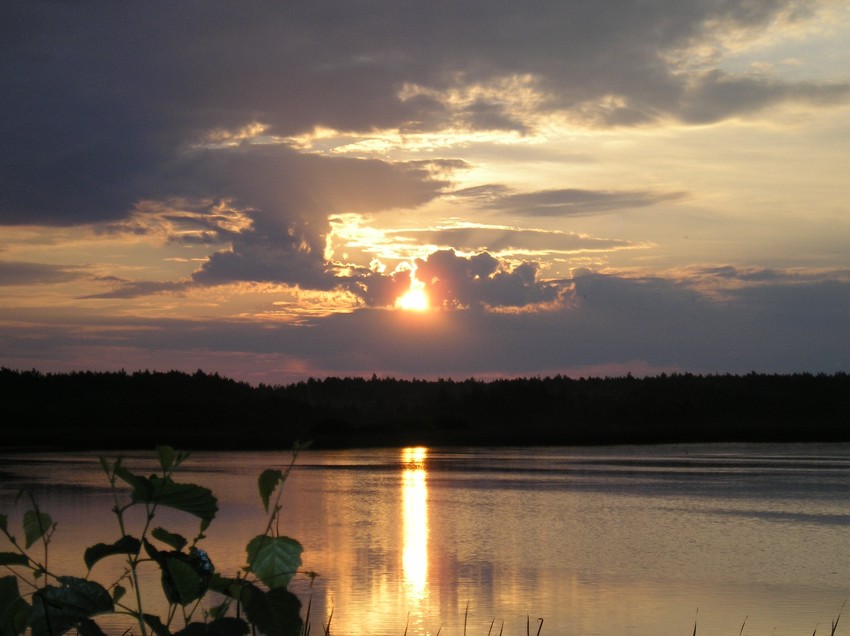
[1,368,849,450]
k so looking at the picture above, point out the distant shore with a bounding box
[2,368,848,450]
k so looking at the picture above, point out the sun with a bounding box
[397,287,429,311]
[395,272,430,312]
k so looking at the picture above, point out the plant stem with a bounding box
[108,466,149,636]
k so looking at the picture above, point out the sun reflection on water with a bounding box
[402,447,430,617]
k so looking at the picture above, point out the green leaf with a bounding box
[111,585,126,604]
[143,613,174,636]
[152,527,188,551]
[143,537,165,564]
[242,585,303,636]
[0,552,29,567]
[0,575,32,636]
[141,477,218,528]
[166,557,202,606]
[174,617,250,636]
[157,446,176,473]
[208,599,231,620]
[114,465,154,500]
[245,536,302,590]
[56,577,113,612]
[29,577,113,636]
[23,510,53,549]
[207,574,244,598]
[258,470,284,513]
[0,514,7,533]
[84,535,141,570]
[77,617,109,636]
[154,547,214,606]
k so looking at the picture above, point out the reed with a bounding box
[688,607,843,636]
[298,606,850,636]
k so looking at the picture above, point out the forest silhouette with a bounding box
[1,368,848,450]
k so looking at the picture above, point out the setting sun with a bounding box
[396,286,429,311]
[395,271,430,311]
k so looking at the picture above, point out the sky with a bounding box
[1,0,849,384]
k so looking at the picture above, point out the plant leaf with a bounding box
[245,536,302,590]
[23,510,53,549]
[77,617,109,636]
[242,585,302,636]
[143,537,165,564]
[29,577,113,636]
[112,585,126,604]
[156,548,214,606]
[165,557,202,606]
[56,577,113,613]
[152,527,188,551]
[0,552,29,567]
[208,599,231,620]
[84,535,141,570]
[207,574,244,599]
[114,465,154,500]
[0,513,7,533]
[157,446,176,473]
[143,613,174,636]
[142,477,218,529]
[258,470,284,513]
[0,575,32,636]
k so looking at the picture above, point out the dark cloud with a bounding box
[2,270,847,381]
[451,185,514,203]
[462,99,530,133]
[343,268,413,308]
[691,266,850,285]
[394,226,635,253]
[80,279,189,300]
[679,70,850,124]
[177,148,449,287]
[415,249,564,308]
[454,186,688,217]
[0,261,82,286]
[346,249,565,309]
[693,265,786,282]
[2,0,845,228]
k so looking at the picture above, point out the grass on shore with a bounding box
[301,602,846,636]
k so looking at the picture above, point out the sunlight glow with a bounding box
[402,447,429,603]
[395,269,430,311]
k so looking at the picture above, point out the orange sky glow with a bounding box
[1,1,849,382]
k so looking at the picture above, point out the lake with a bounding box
[2,444,850,635]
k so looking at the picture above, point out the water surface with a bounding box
[2,444,850,635]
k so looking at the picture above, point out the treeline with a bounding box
[1,368,849,450]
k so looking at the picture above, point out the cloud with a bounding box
[82,148,454,294]
[687,265,850,289]
[80,279,189,300]
[84,147,451,291]
[454,186,688,216]
[416,249,565,308]
[179,148,449,288]
[0,261,82,286]
[2,269,847,381]
[692,265,783,281]
[346,249,566,309]
[393,225,638,254]
[679,70,850,124]
[3,0,846,229]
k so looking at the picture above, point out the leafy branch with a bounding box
[0,446,311,636]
